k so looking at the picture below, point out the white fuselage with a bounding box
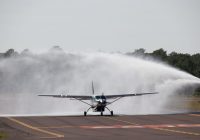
[91,95,107,112]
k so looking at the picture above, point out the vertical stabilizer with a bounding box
[92,81,94,95]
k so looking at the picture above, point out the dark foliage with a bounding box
[128,48,200,78]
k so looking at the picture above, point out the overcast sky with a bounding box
[0,0,200,54]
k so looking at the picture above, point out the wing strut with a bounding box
[107,97,123,106]
[71,97,92,107]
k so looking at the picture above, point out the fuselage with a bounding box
[91,95,107,112]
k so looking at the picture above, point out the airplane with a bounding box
[39,82,158,116]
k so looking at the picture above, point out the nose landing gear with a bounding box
[111,110,113,116]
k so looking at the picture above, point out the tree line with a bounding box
[127,48,200,79]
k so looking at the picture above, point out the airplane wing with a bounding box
[105,92,158,99]
[38,94,92,100]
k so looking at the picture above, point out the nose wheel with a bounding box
[111,110,113,116]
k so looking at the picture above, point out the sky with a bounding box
[0,0,200,54]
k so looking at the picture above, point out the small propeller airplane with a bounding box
[39,82,158,116]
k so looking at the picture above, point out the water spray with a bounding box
[0,51,199,116]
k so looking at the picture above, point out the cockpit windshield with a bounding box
[95,95,106,100]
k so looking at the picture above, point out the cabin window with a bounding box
[95,96,106,100]
[95,96,100,99]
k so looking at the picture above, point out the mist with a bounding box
[0,50,200,116]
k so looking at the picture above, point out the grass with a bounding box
[193,91,200,97]
[188,97,200,110]
[0,131,7,139]
[165,96,200,112]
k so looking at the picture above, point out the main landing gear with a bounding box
[84,107,114,116]
[99,110,113,116]
[84,106,92,116]
[106,107,113,116]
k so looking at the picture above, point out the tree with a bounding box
[168,52,193,72]
[133,48,146,55]
[191,53,200,78]
[4,49,15,57]
[50,46,63,52]
[126,48,146,57]
[151,48,167,61]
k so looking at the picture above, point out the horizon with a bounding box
[0,47,199,55]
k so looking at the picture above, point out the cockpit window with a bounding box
[95,96,100,99]
[95,96,106,100]
[101,96,106,99]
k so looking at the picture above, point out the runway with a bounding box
[1,113,200,140]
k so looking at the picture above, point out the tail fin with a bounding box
[92,81,94,95]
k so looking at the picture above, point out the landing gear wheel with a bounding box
[84,111,87,116]
[111,111,113,116]
[101,112,103,116]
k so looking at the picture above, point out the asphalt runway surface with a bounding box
[0,113,200,140]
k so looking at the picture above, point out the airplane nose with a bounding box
[100,99,106,104]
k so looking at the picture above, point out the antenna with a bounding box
[92,81,94,95]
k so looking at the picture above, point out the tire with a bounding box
[84,111,87,116]
[111,111,113,116]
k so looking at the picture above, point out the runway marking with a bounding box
[36,123,200,130]
[103,116,139,125]
[80,124,200,129]
[189,114,200,117]
[7,117,64,138]
[153,128,200,136]
[38,125,73,129]
[103,117,200,136]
